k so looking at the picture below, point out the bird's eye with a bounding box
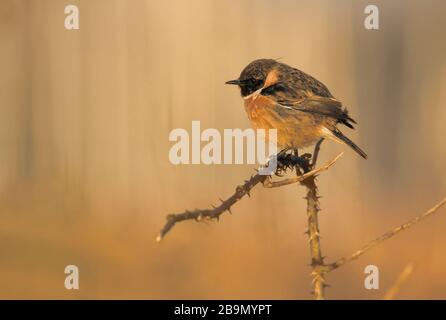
[239,78,263,96]
[249,78,262,88]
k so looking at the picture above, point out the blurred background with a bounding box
[1,0,445,299]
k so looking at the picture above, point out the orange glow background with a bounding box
[1,0,446,299]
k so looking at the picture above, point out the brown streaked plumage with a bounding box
[226,58,367,159]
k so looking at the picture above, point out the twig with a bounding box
[263,152,343,188]
[156,173,267,242]
[302,173,326,299]
[158,136,446,299]
[299,142,330,300]
[384,263,415,300]
[311,138,324,168]
[327,197,446,272]
[156,152,342,242]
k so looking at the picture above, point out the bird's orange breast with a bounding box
[243,94,324,149]
[244,95,275,124]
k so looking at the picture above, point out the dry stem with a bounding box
[301,174,326,299]
[297,140,328,299]
[157,143,446,300]
[384,263,415,300]
[263,152,343,188]
[156,153,343,242]
[327,197,446,272]
[156,173,267,242]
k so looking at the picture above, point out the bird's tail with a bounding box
[328,128,367,159]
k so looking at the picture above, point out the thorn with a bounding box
[228,207,232,214]
[155,234,162,242]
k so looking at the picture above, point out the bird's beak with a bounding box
[225,79,240,85]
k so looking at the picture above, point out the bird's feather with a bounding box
[262,83,357,129]
[283,96,357,129]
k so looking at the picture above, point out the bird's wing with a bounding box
[277,95,357,129]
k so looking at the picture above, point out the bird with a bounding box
[225,59,367,159]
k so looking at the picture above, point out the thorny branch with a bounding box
[156,173,267,242]
[156,144,446,299]
[263,152,342,188]
[296,143,327,299]
[156,152,343,242]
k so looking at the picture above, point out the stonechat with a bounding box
[226,59,367,159]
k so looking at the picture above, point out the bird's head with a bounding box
[226,59,281,98]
